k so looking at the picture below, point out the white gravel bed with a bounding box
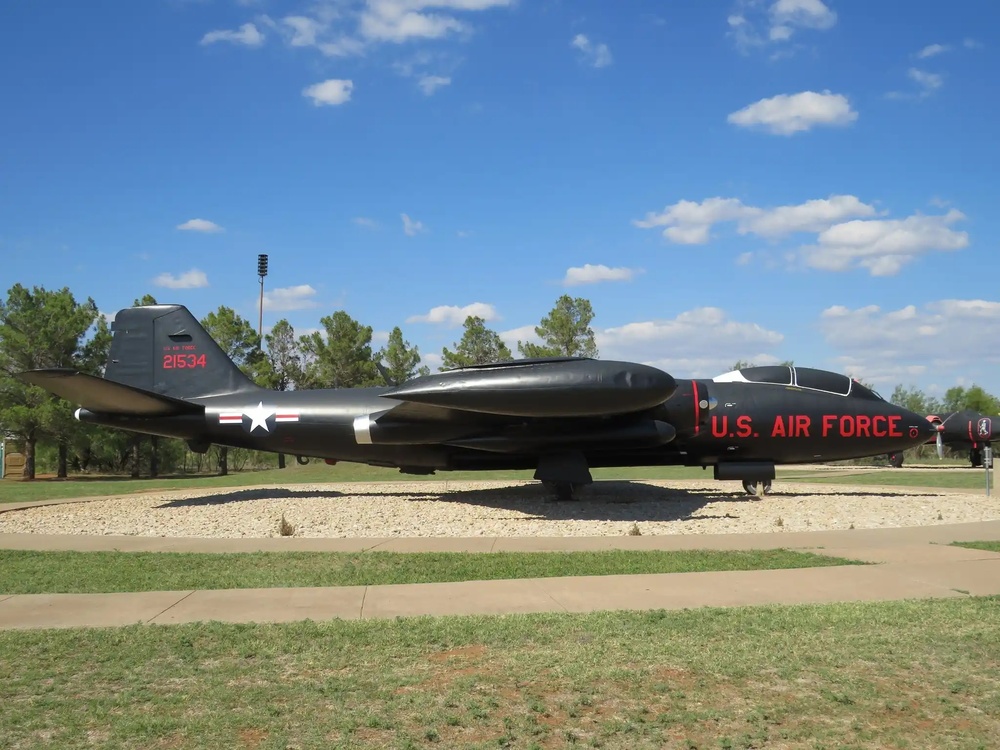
[2,479,999,538]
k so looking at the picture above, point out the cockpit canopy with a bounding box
[713,365,885,401]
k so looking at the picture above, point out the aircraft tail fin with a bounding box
[105,304,261,400]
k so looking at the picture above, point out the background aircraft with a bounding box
[889,410,997,469]
[19,304,937,499]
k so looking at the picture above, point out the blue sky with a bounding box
[2,0,998,397]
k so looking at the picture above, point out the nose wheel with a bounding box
[742,479,772,496]
[542,481,585,501]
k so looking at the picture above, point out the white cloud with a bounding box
[176,218,224,233]
[963,38,983,49]
[302,79,354,106]
[917,43,949,58]
[499,324,541,352]
[359,0,512,43]
[728,0,836,52]
[634,197,752,244]
[770,0,836,31]
[563,264,642,286]
[256,1,512,59]
[283,16,323,47]
[262,284,319,312]
[634,194,876,244]
[201,23,264,47]
[153,269,209,289]
[909,67,943,94]
[597,307,785,378]
[418,74,452,94]
[887,67,945,101]
[741,195,878,237]
[353,216,379,229]
[401,213,425,236]
[819,300,1000,388]
[635,195,968,275]
[800,209,969,276]
[728,90,857,135]
[571,33,612,68]
[421,351,443,370]
[407,302,498,326]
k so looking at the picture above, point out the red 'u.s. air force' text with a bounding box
[711,414,903,439]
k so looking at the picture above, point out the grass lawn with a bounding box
[789,468,997,491]
[0,548,861,594]
[953,541,1000,553]
[1,597,998,749]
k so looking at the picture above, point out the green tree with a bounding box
[260,319,302,391]
[298,311,380,389]
[942,385,1000,415]
[890,384,942,416]
[441,316,512,370]
[133,294,158,306]
[517,295,598,359]
[0,285,100,479]
[201,306,264,375]
[378,327,429,384]
[200,306,265,475]
[729,359,794,371]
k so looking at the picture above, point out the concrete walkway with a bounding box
[1,520,999,630]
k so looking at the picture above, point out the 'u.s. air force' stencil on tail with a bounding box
[20,304,938,499]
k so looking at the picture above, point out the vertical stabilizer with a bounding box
[105,305,260,399]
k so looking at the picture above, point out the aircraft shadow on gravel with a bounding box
[158,487,346,507]
[155,480,941,522]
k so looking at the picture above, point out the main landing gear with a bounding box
[535,451,592,501]
[742,479,772,496]
[971,448,994,469]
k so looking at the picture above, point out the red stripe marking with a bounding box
[691,380,700,435]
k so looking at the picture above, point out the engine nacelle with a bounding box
[650,379,713,437]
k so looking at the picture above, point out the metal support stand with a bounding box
[985,445,992,497]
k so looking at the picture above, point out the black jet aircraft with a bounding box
[18,304,938,499]
[888,410,997,469]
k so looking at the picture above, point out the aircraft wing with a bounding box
[351,358,680,451]
[18,369,204,417]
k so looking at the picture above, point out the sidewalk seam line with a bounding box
[146,590,197,623]
[359,586,369,619]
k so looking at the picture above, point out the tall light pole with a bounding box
[257,253,268,338]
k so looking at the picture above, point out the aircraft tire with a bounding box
[742,479,772,496]
[888,452,904,468]
[542,480,583,501]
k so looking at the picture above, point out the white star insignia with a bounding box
[243,402,274,433]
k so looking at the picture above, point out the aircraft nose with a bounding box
[912,412,941,440]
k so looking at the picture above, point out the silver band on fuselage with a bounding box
[353,414,374,444]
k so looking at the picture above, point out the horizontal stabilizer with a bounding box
[18,369,203,417]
